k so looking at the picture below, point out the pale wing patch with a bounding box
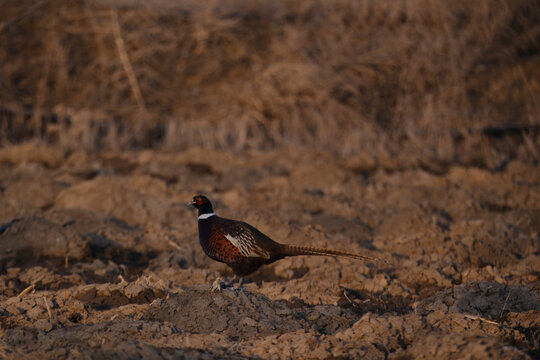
[224,233,270,259]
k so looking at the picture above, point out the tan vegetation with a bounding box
[0,0,538,164]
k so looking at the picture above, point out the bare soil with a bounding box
[0,143,539,359]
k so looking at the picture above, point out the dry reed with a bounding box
[0,0,538,167]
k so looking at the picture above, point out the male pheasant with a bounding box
[191,195,380,284]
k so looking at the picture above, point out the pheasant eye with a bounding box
[196,197,203,205]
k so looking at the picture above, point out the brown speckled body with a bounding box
[198,215,285,276]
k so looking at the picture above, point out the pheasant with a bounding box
[191,195,381,290]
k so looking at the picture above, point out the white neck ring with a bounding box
[198,213,215,220]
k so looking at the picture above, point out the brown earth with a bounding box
[0,142,539,359]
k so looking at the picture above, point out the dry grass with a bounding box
[0,0,538,165]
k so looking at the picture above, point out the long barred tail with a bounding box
[282,245,383,263]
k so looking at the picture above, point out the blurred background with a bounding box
[0,0,538,167]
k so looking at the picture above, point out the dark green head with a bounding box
[191,195,214,216]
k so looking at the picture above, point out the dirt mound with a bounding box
[417,282,540,319]
[1,322,235,360]
[143,285,358,338]
[53,175,170,227]
[0,217,89,267]
[402,332,529,360]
